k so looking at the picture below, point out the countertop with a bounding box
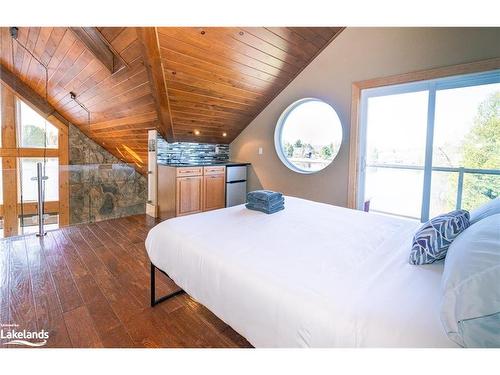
[158,160,250,167]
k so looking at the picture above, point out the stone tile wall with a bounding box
[157,135,229,164]
[69,124,147,224]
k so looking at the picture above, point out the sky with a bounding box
[281,100,343,147]
[366,82,500,166]
[18,101,59,148]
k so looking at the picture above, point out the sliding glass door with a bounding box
[358,70,500,221]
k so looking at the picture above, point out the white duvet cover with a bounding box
[146,196,456,347]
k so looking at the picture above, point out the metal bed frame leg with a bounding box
[150,263,185,307]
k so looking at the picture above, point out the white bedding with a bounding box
[146,196,456,347]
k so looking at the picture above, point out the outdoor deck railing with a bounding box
[367,163,500,211]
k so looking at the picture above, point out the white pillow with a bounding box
[440,213,500,347]
[469,197,500,225]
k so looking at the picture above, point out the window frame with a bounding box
[274,97,343,174]
[357,69,500,221]
[0,85,69,237]
[16,98,59,149]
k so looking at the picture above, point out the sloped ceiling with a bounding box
[0,27,343,174]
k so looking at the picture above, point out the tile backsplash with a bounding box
[157,135,229,164]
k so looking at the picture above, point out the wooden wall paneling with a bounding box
[209,27,308,70]
[57,62,147,125]
[98,27,126,44]
[69,27,128,74]
[2,26,343,167]
[49,49,95,94]
[11,29,28,81]
[17,201,59,215]
[36,29,76,93]
[25,27,52,87]
[93,105,156,125]
[168,90,258,113]
[241,28,316,62]
[1,28,134,171]
[262,28,321,55]
[1,85,17,148]
[75,60,148,109]
[50,59,103,105]
[156,27,343,144]
[0,64,70,127]
[161,51,274,91]
[86,81,152,114]
[50,66,107,110]
[288,27,329,49]
[0,28,13,71]
[169,105,252,123]
[92,127,155,138]
[93,111,157,129]
[168,96,255,117]
[110,28,137,54]
[164,68,267,102]
[19,27,41,79]
[2,39,149,173]
[119,40,142,65]
[52,115,69,226]
[0,148,59,158]
[159,28,297,77]
[166,76,264,104]
[46,39,87,94]
[39,28,67,67]
[157,33,289,85]
[1,85,18,236]
[53,63,108,109]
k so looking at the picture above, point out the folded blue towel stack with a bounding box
[246,190,284,214]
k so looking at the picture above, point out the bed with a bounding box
[145,196,457,347]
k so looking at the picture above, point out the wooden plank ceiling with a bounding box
[0,27,343,174]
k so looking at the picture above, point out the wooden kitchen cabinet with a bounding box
[176,175,203,216]
[203,172,225,211]
[157,165,226,219]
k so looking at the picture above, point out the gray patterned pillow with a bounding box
[409,210,470,265]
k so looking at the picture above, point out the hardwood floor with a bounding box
[0,215,251,348]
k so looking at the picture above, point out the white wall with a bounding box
[230,27,500,206]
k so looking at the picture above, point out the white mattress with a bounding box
[146,196,456,347]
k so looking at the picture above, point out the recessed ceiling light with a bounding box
[194,129,200,135]
[222,132,227,137]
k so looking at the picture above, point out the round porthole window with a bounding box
[274,98,343,174]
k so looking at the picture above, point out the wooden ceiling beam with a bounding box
[136,27,175,142]
[0,63,148,176]
[0,63,69,126]
[70,27,128,74]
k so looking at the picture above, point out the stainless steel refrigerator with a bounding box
[225,165,247,207]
